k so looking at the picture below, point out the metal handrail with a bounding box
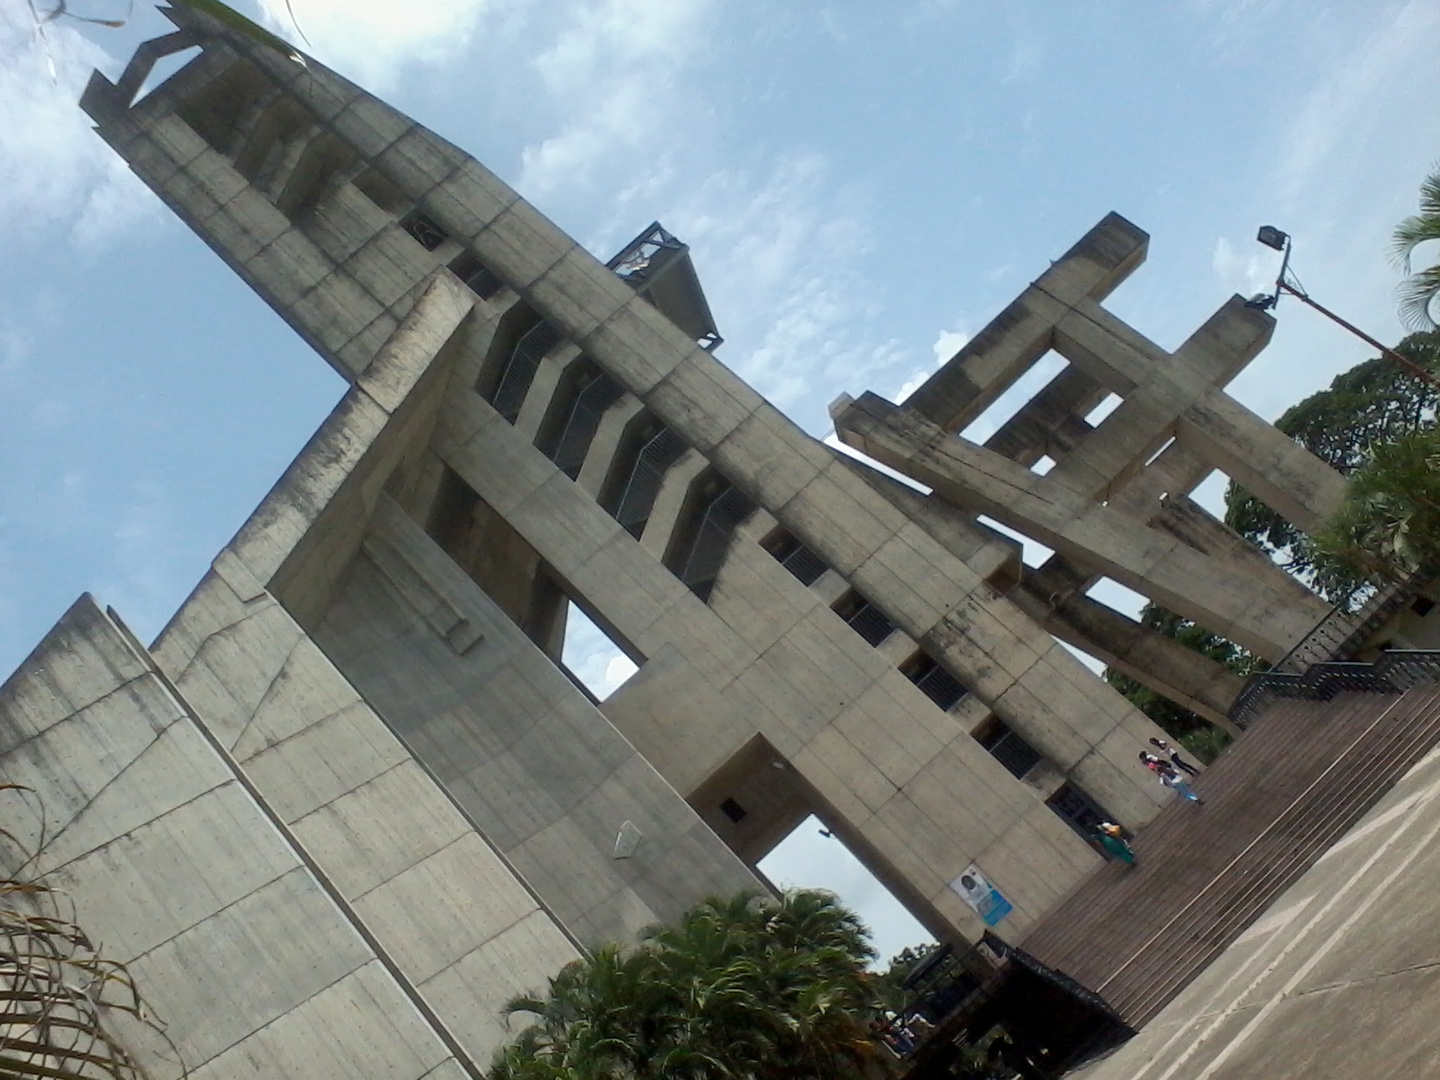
[1228,649,1440,727]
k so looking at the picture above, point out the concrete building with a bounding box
[0,7,1352,1077]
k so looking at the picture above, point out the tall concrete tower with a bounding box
[0,6,1346,1077]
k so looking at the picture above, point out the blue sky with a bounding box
[4,0,1440,960]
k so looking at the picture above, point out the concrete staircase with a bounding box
[1017,676,1440,1027]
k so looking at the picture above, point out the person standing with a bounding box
[1095,821,1136,866]
[1160,768,1204,805]
[1150,737,1200,777]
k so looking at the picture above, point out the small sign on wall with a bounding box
[951,863,1013,926]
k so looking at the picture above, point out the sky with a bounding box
[4,0,1440,961]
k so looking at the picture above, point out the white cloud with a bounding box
[932,327,968,365]
[1211,235,1272,300]
[518,0,714,200]
[667,154,908,421]
[256,0,501,91]
[0,8,157,246]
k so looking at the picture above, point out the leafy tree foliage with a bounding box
[1223,332,1440,601]
[1313,427,1440,586]
[1394,169,1440,331]
[489,890,888,1080]
[1103,605,1261,761]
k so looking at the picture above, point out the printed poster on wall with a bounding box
[950,863,1013,926]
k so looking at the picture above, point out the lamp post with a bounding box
[1245,227,1440,391]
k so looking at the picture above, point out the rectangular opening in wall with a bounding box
[834,591,896,647]
[560,599,639,702]
[608,424,688,537]
[275,132,357,219]
[1047,783,1117,847]
[352,167,408,214]
[1085,392,1123,426]
[959,351,1068,445]
[488,320,563,423]
[975,718,1042,779]
[548,369,626,479]
[669,477,756,602]
[174,58,274,155]
[760,814,936,971]
[901,652,969,711]
[762,529,830,586]
[399,208,448,251]
[448,251,504,300]
[976,515,1054,569]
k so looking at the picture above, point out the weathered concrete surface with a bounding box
[0,596,484,1079]
[1075,739,1440,1080]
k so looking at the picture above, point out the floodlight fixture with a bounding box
[1249,225,1440,390]
[1256,225,1289,252]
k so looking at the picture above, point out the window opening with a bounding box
[275,132,356,219]
[560,600,639,701]
[174,58,273,155]
[399,209,448,251]
[488,321,563,422]
[765,531,830,586]
[448,251,503,300]
[958,352,1067,444]
[759,814,935,970]
[902,653,969,711]
[612,427,689,538]
[550,371,625,479]
[1085,392,1123,426]
[232,97,309,183]
[835,592,896,647]
[352,168,407,214]
[977,721,1043,779]
[674,482,756,602]
[1047,783,1117,845]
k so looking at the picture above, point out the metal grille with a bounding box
[907,654,970,711]
[489,321,563,422]
[678,484,756,602]
[551,372,625,478]
[777,542,828,585]
[613,427,688,537]
[839,597,896,646]
[981,724,1043,779]
[1047,783,1114,841]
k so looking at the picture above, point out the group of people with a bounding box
[1140,736,1204,804]
[1093,738,1207,867]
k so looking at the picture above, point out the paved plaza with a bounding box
[1075,739,1440,1080]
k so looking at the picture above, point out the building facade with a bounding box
[0,8,1345,1078]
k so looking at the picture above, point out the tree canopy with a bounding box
[1223,332,1440,602]
[489,890,888,1080]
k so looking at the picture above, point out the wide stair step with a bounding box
[1016,677,1440,1027]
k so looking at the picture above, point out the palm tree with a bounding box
[489,890,889,1080]
[1393,169,1440,330]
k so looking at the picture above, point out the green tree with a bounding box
[1102,605,1261,762]
[1223,332,1440,602]
[1312,427,1440,586]
[1395,169,1440,331]
[490,890,888,1080]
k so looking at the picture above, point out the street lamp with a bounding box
[1244,226,1440,390]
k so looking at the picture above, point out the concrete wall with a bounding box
[73,9,1196,960]
[0,595,529,1078]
